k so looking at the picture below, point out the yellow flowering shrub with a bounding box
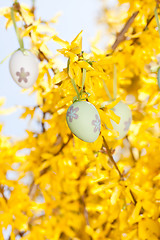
[0,0,160,239]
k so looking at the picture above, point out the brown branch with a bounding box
[102,136,137,205]
[112,11,139,51]
[28,180,38,200]
[54,133,73,156]
[38,49,56,74]
[31,0,36,18]
[39,134,73,176]
[131,15,155,46]
[80,195,89,226]
[129,189,137,205]
[125,135,136,162]
[156,0,160,4]
[77,167,90,226]
[41,111,46,133]
[40,166,51,176]
[0,185,7,203]
[143,15,154,31]
[102,136,123,179]
[14,229,26,238]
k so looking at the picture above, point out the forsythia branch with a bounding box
[102,136,123,179]
[112,11,139,51]
[0,185,7,203]
[125,135,136,163]
[102,136,137,205]
[80,195,90,226]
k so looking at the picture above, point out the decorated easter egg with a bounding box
[66,101,101,142]
[102,101,132,139]
[9,49,39,88]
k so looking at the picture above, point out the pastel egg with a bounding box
[102,101,132,139]
[66,101,101,142]
[9,49,39,88]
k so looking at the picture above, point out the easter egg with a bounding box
[66,101,101,142]
[102,101,132,139]
[9,49,39,88]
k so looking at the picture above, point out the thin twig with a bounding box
[129,189,137,205]
[38,49,56,74]
[102,136,137,205]
[28,180,38,200]
[31,0,36,17]
[41,111,46,133]
[54,134,73,156]
[40,166,51,176]
[102,136,123,179]
[156,0,160,5]
[80,195,89,225]
[39,134,73,176]
[0,185,7,203]
[143,15,154,31]
[77,166,90,226]
[112,11,139,51]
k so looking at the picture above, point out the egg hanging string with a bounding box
[0,50,17,64]
[0,3,23,64]
[10,4,24,52]
[67,58,81,101]
[102,79,112,100]
[80,68,91,100]
[102,64,117,101]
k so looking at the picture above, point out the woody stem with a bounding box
[102,136,123,179]
[102,136,137,205]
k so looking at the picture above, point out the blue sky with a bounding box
[0,0,114,139]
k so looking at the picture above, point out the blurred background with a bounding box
[0,0,116,139]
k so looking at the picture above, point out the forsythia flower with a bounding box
[0,0,160,239]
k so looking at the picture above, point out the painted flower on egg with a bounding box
[16,67,30,83]
[67,106,79,122]
[9,49,39,88]
[92,114,101,133]
[124,117,132,132]
[102,101,132,139]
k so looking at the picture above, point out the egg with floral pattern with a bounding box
[9,49,39,88]
[66,101,101,142]
[101,101,132,139]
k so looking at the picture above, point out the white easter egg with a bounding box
[102,101,132,139]
[9,49,39,88]
[66,101,101,142]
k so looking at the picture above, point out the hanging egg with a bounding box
[66,101,101,142]
[9,49,39,88]
[102,101,132,139]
